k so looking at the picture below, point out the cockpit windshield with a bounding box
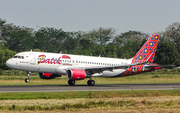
[13,55,24,59]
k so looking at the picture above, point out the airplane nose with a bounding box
[6,59,13,68]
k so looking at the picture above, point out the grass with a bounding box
[1,90,180,112]
[0,100,140,111]
[0,73,180,86]
[1,90,180,100]
[1,95,180,112]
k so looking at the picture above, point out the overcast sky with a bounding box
[0,0,180,34]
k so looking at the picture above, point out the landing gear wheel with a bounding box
[87,80,95,86]
[68,80,75,86]
[25,78,30,83]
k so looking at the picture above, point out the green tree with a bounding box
[105,43,117,58]
[85,27,116,45]
[113,31,148,58]
[0,49,16,69]
[35,27,68,52]
[118,40,134,59]
[0,18,6,40]
[62,37,78,53]
[2,25,35,52]
[165,22,180,52]
[113,31,149,46]
[154,41,178,65]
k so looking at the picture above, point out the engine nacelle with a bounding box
[38,73,61,79]
[67,69,87,80]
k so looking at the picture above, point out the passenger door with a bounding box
[30,53,36,65]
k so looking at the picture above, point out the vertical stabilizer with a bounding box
[131,34,160,64]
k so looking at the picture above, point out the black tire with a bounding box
[25,78,30,83]
[87,80,95,86]
[68,80,75,86]
[87,80,90,85]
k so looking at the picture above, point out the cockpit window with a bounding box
[13,56,18,58]
[13,55,25,59]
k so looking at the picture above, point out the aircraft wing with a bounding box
[84,62,147,75]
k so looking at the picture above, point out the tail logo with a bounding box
[121,34,160,76]
[119,34,160,76]
[132,34,160,64]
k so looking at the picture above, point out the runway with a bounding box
[0,83,180,92]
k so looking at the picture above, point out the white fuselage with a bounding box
[6,52,132,77]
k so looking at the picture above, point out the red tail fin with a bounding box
[131,34,160,64]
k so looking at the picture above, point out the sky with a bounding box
[0,0,180,34]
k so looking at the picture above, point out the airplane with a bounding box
[6,34,174,86]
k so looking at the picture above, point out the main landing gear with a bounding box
[25,71,31,83]
[87,75,95,86]
[68,77,95,86]
[87,80,95,86]
[68,80,75,86]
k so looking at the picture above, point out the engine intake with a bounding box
[67,69,87,80]
[38,73,61,79]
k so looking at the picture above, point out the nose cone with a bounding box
[6,59,13,68]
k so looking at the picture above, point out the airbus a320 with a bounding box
[6,34,174,86]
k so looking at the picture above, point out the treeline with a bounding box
[0,18,180,70]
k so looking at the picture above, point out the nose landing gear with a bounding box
[25,71,31,83]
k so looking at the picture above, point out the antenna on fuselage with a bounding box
[60,51,63,54]
[30,49,32,52]
[99,55,101,57]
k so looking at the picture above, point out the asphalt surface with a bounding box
[0,83,180,92]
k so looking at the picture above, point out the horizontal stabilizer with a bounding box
[144,65,175,69]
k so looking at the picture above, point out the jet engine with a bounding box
[38,73,61,79]
[66,69,87,80]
